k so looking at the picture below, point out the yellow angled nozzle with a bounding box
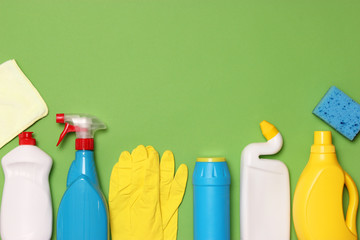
[260,120,279,140]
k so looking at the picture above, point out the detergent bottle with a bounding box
[56,113,109,240]
[240,120,290,240]
[0,132,53,240]
[193,157,231,240]
[293,131,358,240]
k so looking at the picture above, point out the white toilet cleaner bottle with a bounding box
[0,132,53,240]
[240,121,290,240]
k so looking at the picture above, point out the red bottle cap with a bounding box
[19,132,36,145]
[56,113,65,123]
[75,138,94,150]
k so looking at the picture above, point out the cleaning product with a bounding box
[0,132,53,240]
[109,145,188,240]
[293,131,358,240]
[313,86,360,140]
[240,120,290,240]
[56,113,109,240]
[193,157,230,240]
[0,60,48,148]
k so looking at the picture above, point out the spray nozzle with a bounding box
[56,113,106,150]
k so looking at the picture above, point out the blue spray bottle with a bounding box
[56,113,109,240]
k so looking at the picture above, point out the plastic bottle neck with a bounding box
[68,150,98,186]
[75,150,94,160]
[309,152,339,165]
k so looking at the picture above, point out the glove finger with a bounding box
[109,151,132,202]
[171,164,188,200]
[131,145,147,187]
[162,164,188,227]
[160,150,175,190]
[141,146,160,203]
[131,144,147,160]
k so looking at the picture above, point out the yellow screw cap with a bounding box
[197,157,226,162]
[311,131,335,153]
[314,131,332,144]
[260,120,279,140]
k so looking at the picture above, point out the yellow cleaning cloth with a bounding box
[109,145,188,240]
[0,60,48,148]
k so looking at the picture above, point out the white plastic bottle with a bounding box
[0,132,53,240]
[240,121,290,240]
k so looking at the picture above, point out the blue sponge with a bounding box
[313,86,360,141]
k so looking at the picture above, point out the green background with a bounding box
[1,0,360,239]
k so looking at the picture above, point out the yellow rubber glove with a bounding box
[160,151,188,240]
[109,145,163,240]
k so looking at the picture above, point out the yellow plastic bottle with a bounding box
[293,131,359,240]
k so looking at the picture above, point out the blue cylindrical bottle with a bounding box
[193,157,231,240]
